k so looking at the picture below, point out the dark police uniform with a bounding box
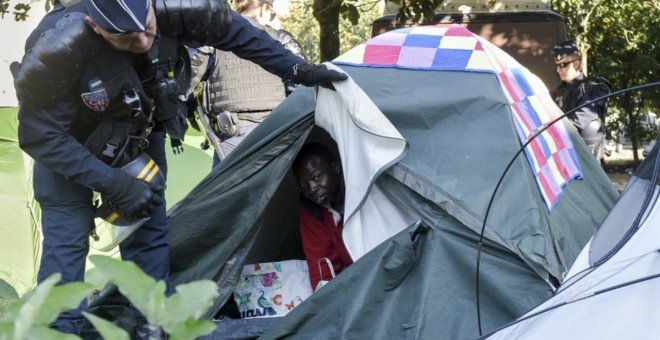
[14,0,319,334]
[551,73,610,158]
[550,39,610,160]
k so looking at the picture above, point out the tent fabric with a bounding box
[262,219,556,340]
[485,141,660,340]
[334,24,581,210]
[103,25,620,339]
[0,108,40,295]
[333,66,615,283]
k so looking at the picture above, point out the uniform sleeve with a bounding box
[203,11,304,80]
[277,29,306,61]
[277,29,306,95]
[299,207,337,290]
[18,97,117,191]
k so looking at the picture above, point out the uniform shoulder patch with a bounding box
[81,79,109,112]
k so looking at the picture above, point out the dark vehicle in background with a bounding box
[372,0,566,89]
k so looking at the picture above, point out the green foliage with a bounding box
[0,279,19,317]
[0,0,8,19]
[1,256,220,340]
[280,3,320,62]
[387,0,443,25]
[0,274,93,340]
[340,2,360,25]
[281,0,383,63]
[89,256,219,340]
[82,313,130,340]
[0,0,32,21]
[0,0,53,21]
[90,256,168,324]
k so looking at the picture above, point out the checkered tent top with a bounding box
[334,24,582,210]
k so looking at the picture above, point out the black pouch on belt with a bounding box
[84,119,144,168]
[214,110,240,140]
[84,89,152,167]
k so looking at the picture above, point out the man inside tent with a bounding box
[292,143,353,291]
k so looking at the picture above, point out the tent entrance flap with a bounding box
[315,65,411,260]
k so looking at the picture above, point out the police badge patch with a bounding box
[81,78,109,112]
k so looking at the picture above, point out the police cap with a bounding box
[85,0,150,34]
[551,39,580,62]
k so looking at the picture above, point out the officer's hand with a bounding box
[103,170,163,219]
[291,63,348,90]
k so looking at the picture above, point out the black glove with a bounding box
[291,63,348,89]
[102,170,163,220]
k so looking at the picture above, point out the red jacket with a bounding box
[299,199,353,290]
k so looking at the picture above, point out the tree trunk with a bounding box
[632,137,640,162]
[622,92,641,163]
[313,0,341,62]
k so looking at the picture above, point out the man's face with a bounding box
[555,56,580,82]
[87,3,157,54]
[297,155,339,207]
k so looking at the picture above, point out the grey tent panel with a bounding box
[588,140,660,265]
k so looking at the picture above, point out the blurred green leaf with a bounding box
[83,312,130,340]
[0,279,19,317]
[0,280,18,303]
[11,274,59,339]
[26,325,80,340]
[167,319,216,340]
[1,274,92,340]
[163,281,218,327]
[89,256,167,324]
[0,320,14,339]
[35,282,94,326]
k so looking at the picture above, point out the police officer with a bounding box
[189,0,307,166]
[13,0,347,336]
[551,39,611,160]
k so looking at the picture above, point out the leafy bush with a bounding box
[0,256,220,340]
[0,274,94,340]
[280,1,383,63]
[89,255,219,340]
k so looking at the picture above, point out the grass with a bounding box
[602,160,638,192]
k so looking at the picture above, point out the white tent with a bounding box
[486,140,660,339]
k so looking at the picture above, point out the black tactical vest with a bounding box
[205,19,286,123]
[207,51,285,122]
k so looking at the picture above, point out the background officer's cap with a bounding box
[551,39,580,61]
[85,0,150,34]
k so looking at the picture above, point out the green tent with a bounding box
[160,26,619,339]
[0,108,40,295]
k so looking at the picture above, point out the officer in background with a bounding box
[12,0,346,337]
[551,39,611,161]
[189,0,306,166]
